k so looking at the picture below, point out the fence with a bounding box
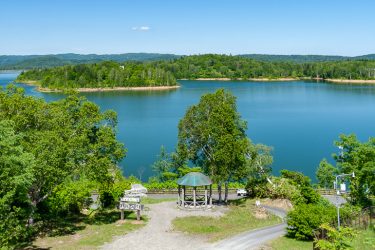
[314,206,375,242]
[147,188,238,194]
[339,206,375,229]
[315,189,353,195]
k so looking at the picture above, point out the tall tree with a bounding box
[333,134,375,205]
[177,89,251,202]
[316,159,338,189]
[0,85,126,222]
[0,120,34,248]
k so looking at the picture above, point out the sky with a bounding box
[1,0,374,56]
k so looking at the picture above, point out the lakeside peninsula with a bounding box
[16,54,375,91]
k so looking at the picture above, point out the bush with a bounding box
[287,202,336,240]
[144,180,178,190]
[314,223,356,250]
[46,180,95,214]
[246,176,318,205]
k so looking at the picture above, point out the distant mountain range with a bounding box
[240,54,375,63]
[0,53,181,70]
[1,53,375,69]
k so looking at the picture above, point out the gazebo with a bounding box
[177,172,213,209]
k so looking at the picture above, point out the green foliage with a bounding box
[144,179,179,190]
[99,173,140,208]
[245,177,269,198]
[0,120,35,249]
[0,85,126,247]
[248,170,320,205]
[151,146,177,181]
[316,159,338,189]
[333,134,375,206]
[280,170,320,204]
[280,170,311,186]
[158,54,375,80]
[47,179,95,215]
[268,177,303,202]
[17,61,177,89]
[287,203,336,240]
[177,89,253,184]
[0,53,180,70]
[315,224,356,250]
[16,55,375,91]
[151,146,201,182]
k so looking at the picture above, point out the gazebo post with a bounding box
[193,187,196,209]
[178,185,181,206]
[205,185,208,209]
[182,186,185,208]
[209,184,212,206]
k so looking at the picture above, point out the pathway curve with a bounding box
[213,205,287,250]
[214,223,287,250]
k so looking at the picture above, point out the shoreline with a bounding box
[325,79,375,84]
[39,85,180,93]
[183,77,375,84]
[15,77,375,93]
[17,80,180,92]
[188,77,301,81]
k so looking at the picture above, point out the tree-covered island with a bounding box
[16,61,179,92]
[16,54,375,92]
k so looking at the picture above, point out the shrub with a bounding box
[144,180,178,190]
[314,223,356,250]
[47,179,95,214]
[245,178,268,197]
[287,202,336,240]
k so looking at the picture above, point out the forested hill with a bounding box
[3,52,375,69]
[240,54,375,63]
[240,54,347,63]
[17,54,375,90]
[0,53,180,70]
[17,61,177,89]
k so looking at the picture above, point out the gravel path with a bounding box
[101,198,288,250]
[101,201,225,250]
[214,223,287,250]
[213,206,287,250]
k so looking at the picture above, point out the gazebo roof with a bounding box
[177,172,212,187]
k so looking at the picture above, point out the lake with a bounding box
[1,72,375,181]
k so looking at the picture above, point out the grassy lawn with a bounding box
[265,236,312,250]
[352,228,375,250]
[30,209,146,250]
[172,198,282,242]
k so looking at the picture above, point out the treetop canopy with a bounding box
[177,172,212,187]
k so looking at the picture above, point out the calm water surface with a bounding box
[1,72,375,181]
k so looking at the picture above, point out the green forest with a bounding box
[17,54,375,90]
[155,54,375,80]
[17,61,177,89]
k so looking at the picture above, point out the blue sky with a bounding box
[1,0,374,56]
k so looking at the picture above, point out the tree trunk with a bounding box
[218,183,222,203]
[224,182,229,204]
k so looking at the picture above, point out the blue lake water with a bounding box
[1,72,375,181]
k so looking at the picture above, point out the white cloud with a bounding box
[131,26,151,31]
